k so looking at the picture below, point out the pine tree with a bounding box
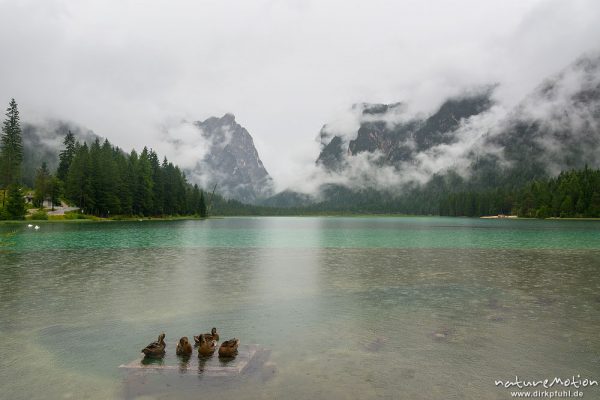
[149,150,164,215]
[134,147,153,216]
[199,189,207,217]
[2,184,26,220]
[0,99,24,211]
[0,99,23,187]
[34,162,51,207]
[57,130,76,182]
[65,142,94,213]
[55,135,206,218]
[48,176,62,211]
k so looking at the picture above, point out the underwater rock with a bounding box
[364,336,387,352]
[431,327,453,341]
[260,361,277,382]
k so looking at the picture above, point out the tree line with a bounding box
[213,169,600,218]
[438,167,600,218]
[0,99,207,219]
[2,98,598,220]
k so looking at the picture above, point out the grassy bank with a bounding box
[0,213,209,224]
[3,213,599,224]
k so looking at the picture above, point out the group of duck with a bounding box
[141,328,240,359]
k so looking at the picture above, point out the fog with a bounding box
[1,0,599,193]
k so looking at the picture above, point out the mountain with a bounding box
[316,88,494,171]
[19,114,273,204]
[187,113,274,204]
[21,121,100,187]
[315,53,600,188]
[266,53,600,210]
[482,54,600,185]
[259,189,313,208]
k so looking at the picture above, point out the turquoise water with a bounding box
[4,217,600,250]
[0,217,599,399]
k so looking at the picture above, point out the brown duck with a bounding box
[194,327,219,344]
[218,338,239,358]
[197,334,217,357]
[176,336,193,356]
[141,333,166,358]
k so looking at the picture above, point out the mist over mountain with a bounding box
[268,53,600,207]
[176,113,274,204]
[20,113,273,204]
[17,52,599,211]
[486,54,600,181]
[21,120,100,187]
[317,89,494,173]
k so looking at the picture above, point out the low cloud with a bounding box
[288,53,600,198]
[157,120,211,170]
[3,0,600,197]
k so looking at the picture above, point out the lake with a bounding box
[1,217,599,399]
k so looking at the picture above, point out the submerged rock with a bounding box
[431,327,453,341]
[260,361,277,382]
[364,336,387,352]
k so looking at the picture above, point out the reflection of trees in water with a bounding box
[0,229,17,253]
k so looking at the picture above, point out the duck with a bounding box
[197,334,217,357]
[218,338,240,358]
[176,336,193,356]
[27,224,33,228]
[194,327,219,344]
[34,225,40,230]
[141,332,166,358]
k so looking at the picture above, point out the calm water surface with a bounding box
[0,217,599,399]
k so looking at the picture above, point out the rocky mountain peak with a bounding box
[316,89,494,170]
[190,114,274,203]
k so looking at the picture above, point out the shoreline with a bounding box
[0,215,210,224]
[1,214,599,225]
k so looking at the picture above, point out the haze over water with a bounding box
[1,217,599,399]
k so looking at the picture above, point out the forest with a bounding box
[212,169,600,218]
[0,99,207,220]
[438,168,600,218]
[2,98,598,220]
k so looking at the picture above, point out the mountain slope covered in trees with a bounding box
[0,99,207,220]
[61,137,207,217]
[264,53,600,215]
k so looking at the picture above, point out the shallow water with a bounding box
[0,217,599,399]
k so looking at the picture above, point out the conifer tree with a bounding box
[199,189,207,217]
[0,99,24,210]
[149,150,164,215]
[2,184,26,220]
[34,162,51,207]
[0,99,23,187]
[134,147,153,216]
[48,176,62,211]
[65,142,94,213]
[57,131,76,182]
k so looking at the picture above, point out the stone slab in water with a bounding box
[119,344,261,377]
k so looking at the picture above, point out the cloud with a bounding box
[294,52,600,198]
[510,53,600,175]
[1,0,600,192]
[290,101,508,196]
[157,120,211,170]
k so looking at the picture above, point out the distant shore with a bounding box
[0,215,208,224]
[1,214,599,225]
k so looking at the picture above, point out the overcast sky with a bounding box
[1,0,599,189]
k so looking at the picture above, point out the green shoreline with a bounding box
[1,214,599,225]
[0,215,209,224]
